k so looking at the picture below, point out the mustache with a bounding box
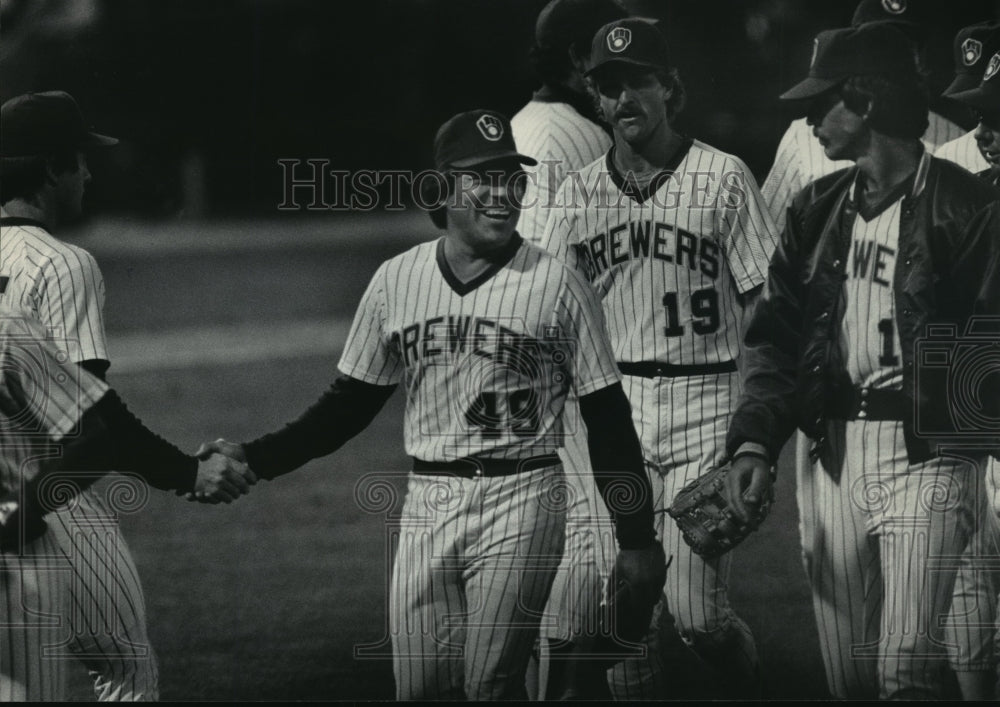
[614,106,643,121]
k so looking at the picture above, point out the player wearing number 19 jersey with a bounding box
[542,19,778,699]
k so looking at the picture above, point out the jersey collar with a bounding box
[0,216,51,231]
[849,148,931,221]
[606,137,693,205]
[436,233,524,297]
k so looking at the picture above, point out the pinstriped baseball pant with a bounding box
[797,432,1000,679]
[47,486,158,701]
[390,465,566,700]
[0,526,69,701]
[608,371,759,699]
[797,419,980,699]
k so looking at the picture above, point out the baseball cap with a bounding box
[943,23,1000,97]
[1,91,117,157]
[584,18,671,77]
[947,51,1000,113]
[535,0,628,57]
[780,23,919,101]
[434,110,537,170]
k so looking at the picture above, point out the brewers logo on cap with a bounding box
[476,114,503,141]
[607,26,632,53]
[881,0,906,14]
[963,38,983,66]
[985,51,1000,82]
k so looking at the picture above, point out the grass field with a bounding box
[61,215,829,700]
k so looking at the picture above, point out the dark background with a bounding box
[2,0,996,220]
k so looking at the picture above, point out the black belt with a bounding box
[412,453,560,478]
[826,387,907,421]
[618,360,737,378]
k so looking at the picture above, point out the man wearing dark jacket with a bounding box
[725,23,1000,700]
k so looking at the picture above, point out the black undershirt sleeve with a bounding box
[79,358,110,381]
[242,375,398,480]
[578,382,656,550]
[57,390,198,493]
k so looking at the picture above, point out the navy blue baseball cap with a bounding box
[584,18,671,77]
[1,91,117,157]
[434,110,537,170]
[780,23,919,101]
[948,50,1000,113]
[944,23,1000,97]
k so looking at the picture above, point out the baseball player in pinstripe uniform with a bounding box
[198,109,666,701]
[760,9,999,699]
[726,22,1000,699]
[0,308,255,700]
[939,27,1000,699]
[511,0,631,699]
[935,22,1000,173]
[541,19,779,699]
[0,90,170,701]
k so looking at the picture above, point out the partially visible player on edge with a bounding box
[0,308,255,700]
[936,22,1000,172]
[762,0,968,236]
[945,51,1000,699]
[725,22,1000,699]
[542,18,779,699]
[759,8,998,698]
[1,89,163,701]
[511,0,630,700]
[198,109,667,701]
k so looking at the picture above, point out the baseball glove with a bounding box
[667,463,772,560]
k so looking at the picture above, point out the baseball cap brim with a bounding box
[779,76,841,101]
[943,73,982,98]
[81,131,119,148]
[947,86,995,112]
[448,150,537,169]
[584,57,661,77]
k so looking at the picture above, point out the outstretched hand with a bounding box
[187,439,254,503]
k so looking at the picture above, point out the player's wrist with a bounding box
[731,441,773,467]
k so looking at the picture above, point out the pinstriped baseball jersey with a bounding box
[0,311,108,495]
[935,129,989,172]
[541,139,779,365]
[839,176,912,391]
[1,219,157,700]
[511,99,612,245]
[337,235,620,461]
[0,311,107,702]
[762,114,966,233]
[0,220,108,364]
